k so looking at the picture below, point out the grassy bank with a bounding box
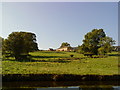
[2,51,119,75]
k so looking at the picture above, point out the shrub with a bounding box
[70,54,74,57]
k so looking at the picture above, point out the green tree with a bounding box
[98,37,115,54]
[79,29,115,55]
[60,42,71,48]
[0,36,3,50]
[2,32,38,60]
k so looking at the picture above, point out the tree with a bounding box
[98,37,115,54]
[0,36,3,50]
[2,32,38,60]
[60,42,71,48]
[79,29,115,55]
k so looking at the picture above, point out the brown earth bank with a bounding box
[2,74,120,82]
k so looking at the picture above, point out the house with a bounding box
[48,48,55,51]
[56,47,77,51]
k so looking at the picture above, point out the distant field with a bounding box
[2,51,119,75]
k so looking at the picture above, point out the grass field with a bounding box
[2,51,119,75]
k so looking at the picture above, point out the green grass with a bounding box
[2,51,119,75]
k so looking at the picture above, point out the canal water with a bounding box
[2,81,120,90]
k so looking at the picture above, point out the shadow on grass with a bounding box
[2,58,34,62]
[31,55,67,58]
[40,51,65,54]
[39,51,66,54]
[3,57,71,63]
[20,59,70,63]
[108,54,120,56]
[33,59,71,63]
[2,58,15,61]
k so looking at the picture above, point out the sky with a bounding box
[1,0,120,2]
[1,2,118,50]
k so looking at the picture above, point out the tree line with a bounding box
[1,29,115,60]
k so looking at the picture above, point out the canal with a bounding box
[2,81,120,90]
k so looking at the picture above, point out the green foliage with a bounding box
[78,29,115,55]
[98,37,115,54]
[60,42,71,48]
[2,32,38,60]
[0,36,3,50]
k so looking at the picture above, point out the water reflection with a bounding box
[2,88,37,90]
[2,87,120,90]
[2,81,120,90]
[112,86,120,90]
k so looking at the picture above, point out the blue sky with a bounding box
[1,2,118,50]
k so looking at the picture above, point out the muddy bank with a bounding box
[2,74,120,82]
